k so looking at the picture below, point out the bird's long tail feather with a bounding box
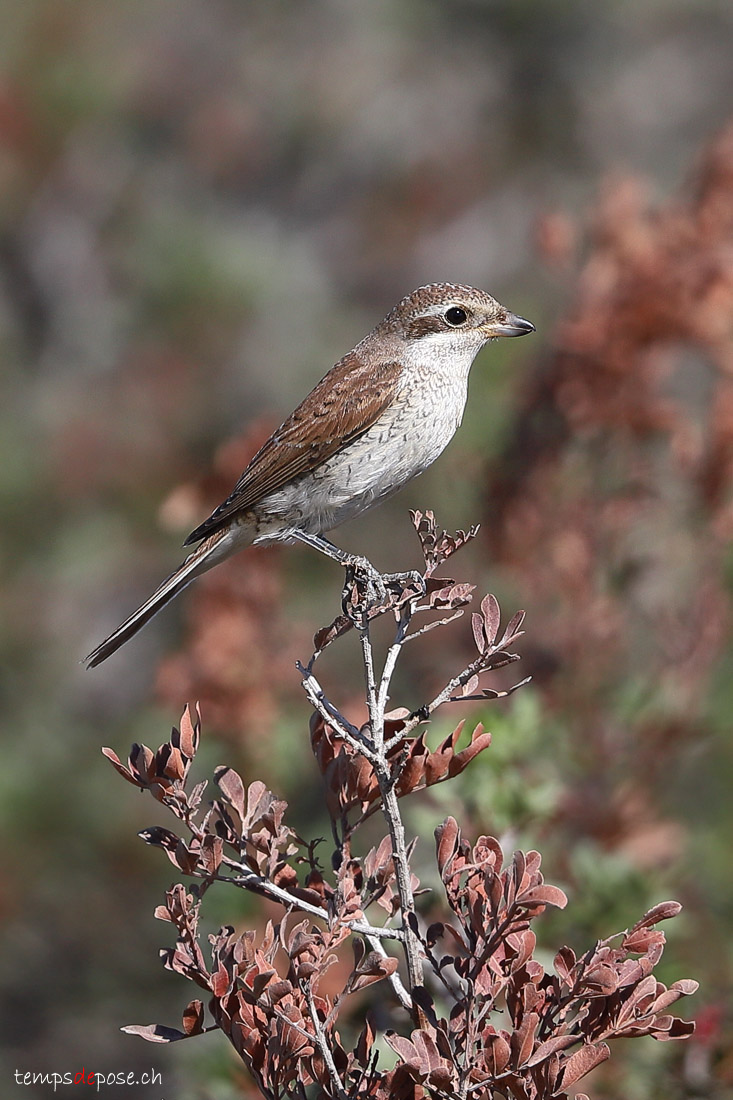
[85,532,229,668]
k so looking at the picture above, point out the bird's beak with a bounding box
[483,311,535,338]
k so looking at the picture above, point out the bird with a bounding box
[85,282,534,667]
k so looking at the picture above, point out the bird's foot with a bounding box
[341,560,426,624]
[341,556,386,623]
[382,569,427,600]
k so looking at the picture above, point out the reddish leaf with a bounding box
[511,1011,539,1068]
[161,745,185,780]
[460,675,480,697]
[350,953,399,993]
[178,703,200,759]
[623,927,666,952]
[355,1016,376,1067]
[435,818,460,875]
[525,1034,577,1067]
[482,1031,511,1074]
[102,747,140,787]
[500,609,526,646]
[214,766,246,821]
[481,593,501,644]
[519,885,568,910]
[671,979,699,996]
[121,1023,187,1043]
[558,1042,610,1089]
[471,613,486,653]
[653,1018,696,1040]
[198,835,223,875]
[182,1000,205,1036]
[581,963,619,995]
[631,900,682,930]
[554,946,576,983]
[449,724,493,776]
[211,962,231,999]
[313,614,352,652]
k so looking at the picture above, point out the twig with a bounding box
[298,663,378,762]
[377,604,412,714]
[349,611,426,1012]
[386,646,517,750]
[359,623,381,749]
[224,862,406,942]
[375,773,424,1002]
[303,983,349,1100]
[402,608,464,641]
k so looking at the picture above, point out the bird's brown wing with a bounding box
[184,351,402,545]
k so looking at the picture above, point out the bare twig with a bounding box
[303,984,349,1100]
[225,861,405,942]
[349,608,426,1015]
[298,662,378,762]
[359,623,381,748]
[377,604,413,714]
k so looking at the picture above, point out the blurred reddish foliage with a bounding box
[155,425,306,748]
[496,122,733,686]
[484,122,733,859]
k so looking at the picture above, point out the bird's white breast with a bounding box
[258,335,482,537]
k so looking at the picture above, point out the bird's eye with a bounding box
[444,306,468,326]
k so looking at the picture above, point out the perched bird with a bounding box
[86,282,534,667]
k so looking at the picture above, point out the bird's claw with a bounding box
[382,569,427,599]
[341,560,426,624]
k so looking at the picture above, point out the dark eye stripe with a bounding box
[404,308,473,339]
[404,315,452,338]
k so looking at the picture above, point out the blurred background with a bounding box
[1,1,732,1096]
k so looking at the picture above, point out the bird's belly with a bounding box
[259,385,465,535]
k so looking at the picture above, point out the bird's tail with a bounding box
[85,530,232,668]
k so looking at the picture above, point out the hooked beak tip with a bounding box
[486,312,535,338]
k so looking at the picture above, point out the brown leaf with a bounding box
[355,1015,376,1067]
[349,952,399,993]
[138,825,181,851]
[198,835,224,875]
[554,945,576,983]
[499,609,526,647]
[448,724,493,776]
[558,1042,610,1089]
[385,1028,454,1088]
[581,963,619,995]
[472,612,486,653]
[670,979,699,996]
[313,614,352,652]
[121,1023,187,1043]
[511,1011,539,1068]
[211,962,231,999]
[435,818,460,875]
[214,766,246,822]
[182,999,205,1036]
[525,1034,578,1067]
[482,1030,511,1074]
[622,928,666,953]
[177,703,200,759]
[101,747,141,787]
[481,593,501,644]
[653,1018,696,1040]
[630,900,682,930]
[520,885,568,910]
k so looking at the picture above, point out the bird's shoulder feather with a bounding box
[184,351,403,544]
